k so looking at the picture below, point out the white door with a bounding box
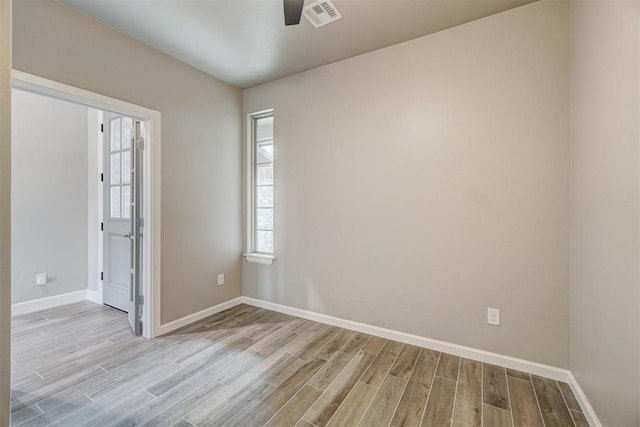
[102,113,143,335]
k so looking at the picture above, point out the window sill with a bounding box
[244,253,275,266]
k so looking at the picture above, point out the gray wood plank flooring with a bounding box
[11,302,587,426]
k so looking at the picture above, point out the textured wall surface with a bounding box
[11,90,88,304]
[570,1,640,425]
[244,1,570,368]
[13,0,243,323]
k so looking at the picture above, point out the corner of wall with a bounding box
[0,0,11,423]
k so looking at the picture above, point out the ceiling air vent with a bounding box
[303,0,342,28]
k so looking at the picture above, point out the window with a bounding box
[109,116,133,219]
[245,111,275,264]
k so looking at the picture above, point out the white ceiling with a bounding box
[59,0,536,89]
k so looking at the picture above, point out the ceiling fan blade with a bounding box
[284,0,305,26]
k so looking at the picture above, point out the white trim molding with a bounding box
[155,297,244,336]
[12,290,92,316]
[86,289,102,305]
[241,297,604,424]
[11,70,162,339]
[567,372,603,427]
[243,253,275,265]
[241,296,602,424]
[11,291,244,337]
[10,288,601,424]
[241,297,570,381]
[245,109,275,259]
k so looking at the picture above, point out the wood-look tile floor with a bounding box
[11,302,588,427]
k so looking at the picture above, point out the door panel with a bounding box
[103,112,133,314]
[109,235,130,289]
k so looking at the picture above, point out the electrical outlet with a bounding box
[36,273,47,286]
[217,273,224,286]
[487,308,500,326]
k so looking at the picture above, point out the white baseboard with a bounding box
[567,372,602,427]
[86,289,102,304]
[242,297,604,425]
[155,297,244,336]
[11,290,91,316]
[9,290,600,425]
[241,297,570,382]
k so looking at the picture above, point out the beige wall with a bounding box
[569,1,640,425]
[0,0,10,423]
[11,90,88,304]
[12,0,243,323]
[243,0,570,368]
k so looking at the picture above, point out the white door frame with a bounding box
[11,70,161,338]
[88,108,103,306]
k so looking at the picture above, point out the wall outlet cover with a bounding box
[217,273,224,286]
[36,273,47,286]
[487,308,500,326]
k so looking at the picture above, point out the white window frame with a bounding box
[244,109,275,266]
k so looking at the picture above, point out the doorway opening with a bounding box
[100,112,145,334]
[11,70,161,338]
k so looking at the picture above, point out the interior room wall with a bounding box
[12,0,243,323]
[243,0,570,368]
[569,0,640,425]
[11,89,88,304]
[0,0,11,423]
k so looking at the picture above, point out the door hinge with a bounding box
[136,139,145,150]
[100,173,104,182]
[136,321,143,335]
[100,271,104,281]
[100,222,103,231]
[100,124,104,133]
[136,217,145,228]
[136,295,144,305]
